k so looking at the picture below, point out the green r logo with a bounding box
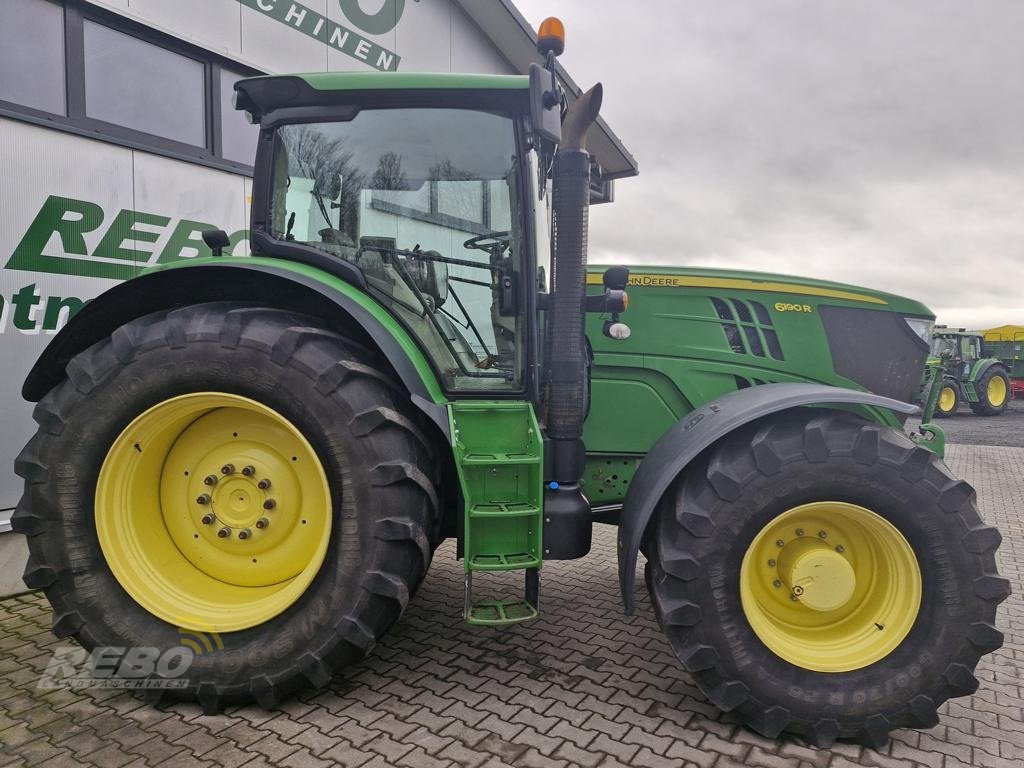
[338,0,406,35]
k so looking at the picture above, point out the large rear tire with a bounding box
[13,303,439,711]
[969,366,1010,416]
[647,410,1009,747]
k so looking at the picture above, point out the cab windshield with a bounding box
[269,108,524,391]
[931,336,958,358]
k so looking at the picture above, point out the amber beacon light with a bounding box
[537,17,565,57]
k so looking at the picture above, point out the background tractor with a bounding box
[927,326,1011,417]
[12,22,1008,750]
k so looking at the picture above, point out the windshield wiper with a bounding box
[358,245,507,379]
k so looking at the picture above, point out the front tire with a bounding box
[647,410,1009,747]
[13,303,439,711]
[934,379,960,418]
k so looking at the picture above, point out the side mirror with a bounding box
[202,229,231,258]
[603,266,630,291]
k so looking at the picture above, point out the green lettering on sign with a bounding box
[12,284,42,331]
[5,195,134,280]
[157,219,218,263]
[4,195,250,281]
[236,0,401,72]
[94,209,172,263]
[43,295,87,331]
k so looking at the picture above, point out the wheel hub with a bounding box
[95,393,332,632]
[740,502,921,672]
[777,538,856,612]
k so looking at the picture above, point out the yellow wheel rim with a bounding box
[939,386,957,413]
[739,502,921,672]
[96,393,332,633]
[987,375,1007,407]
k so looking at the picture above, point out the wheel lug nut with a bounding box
[242,465,255,477]
[795,528,805,537]
[204,474,218,486]
[767,559,776,567]
[258,479,272,490]
[256,517,270,529]
[836,545,845,554]
[201,513,215,525]
[263,499,276,510]
[772,579,782,588]
[217,527,231,538]
[196,494,211,505]
[221,464,235,475]
[818,530,827,538]
[238,528,252,540]
[775,539,785,548]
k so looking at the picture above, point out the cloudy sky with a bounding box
[515,0,1024,328]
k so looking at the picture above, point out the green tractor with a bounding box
[928,326,1011,417]
[13,26,1008,750]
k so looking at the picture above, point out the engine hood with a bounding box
[587,265,933,319]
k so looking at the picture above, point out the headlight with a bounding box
[904,317,934,344]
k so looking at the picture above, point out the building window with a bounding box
[220,69,260,165]
[83,20,206,148]
[0,0,66,116]
[0,1,262,174]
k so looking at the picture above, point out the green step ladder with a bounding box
[449,401,543,626]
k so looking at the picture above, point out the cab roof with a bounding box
[295,71,529,92]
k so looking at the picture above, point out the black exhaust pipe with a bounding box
[543,84,602,559]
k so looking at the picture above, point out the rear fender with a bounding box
[617,383,918,613]
[969,358,1005,385]
[22,259,451,438]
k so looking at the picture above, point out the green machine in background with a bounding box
[925,326,1011,417]
[13,19,1007,750]
[981,325,1024,399]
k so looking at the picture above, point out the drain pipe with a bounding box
[543,83,603,559]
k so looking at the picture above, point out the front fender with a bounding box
[23,258,451,437]
[617,383,918,613]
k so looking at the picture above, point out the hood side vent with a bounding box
[710,297,785,361]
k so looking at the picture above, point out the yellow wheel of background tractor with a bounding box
[934,381,959,418]
[986,373,1008,408]
[970,365,1011,416]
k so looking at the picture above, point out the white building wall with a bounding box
[0,0,522,594]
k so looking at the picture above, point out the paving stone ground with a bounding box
[0,443,1021,768]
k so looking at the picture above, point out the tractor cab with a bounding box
[235,74,542,396]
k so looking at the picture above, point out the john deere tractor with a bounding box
[928,326,1011,417]
[13,22,1008,749]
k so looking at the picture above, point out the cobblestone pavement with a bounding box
[1,443,1021,768]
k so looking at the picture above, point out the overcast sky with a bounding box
[515,0,1024,328]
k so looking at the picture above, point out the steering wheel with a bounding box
[463,231,511,255]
